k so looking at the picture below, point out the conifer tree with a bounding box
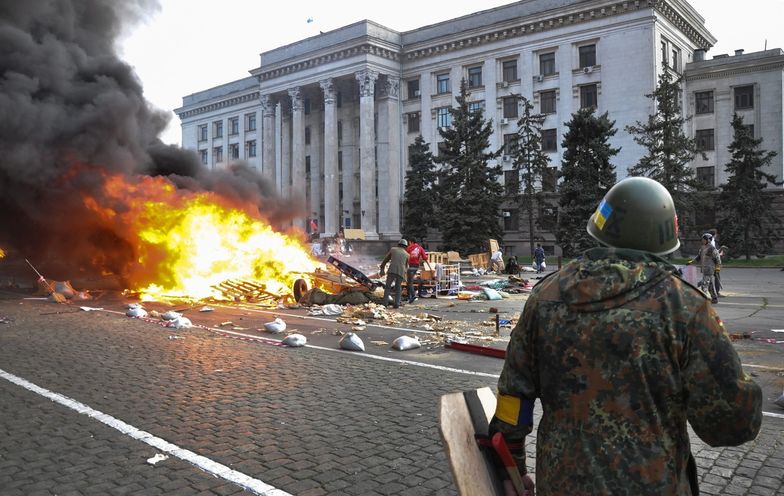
[626,67,707,231]
[509,96,550,257]
[402,135,437,241]
[556,108,619,256]
[435,79,504,254]
[717,113,781,260]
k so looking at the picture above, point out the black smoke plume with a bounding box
[0,0,297,281]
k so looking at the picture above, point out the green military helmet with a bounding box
[586,177,680,255]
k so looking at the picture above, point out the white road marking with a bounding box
[0,368,291,496]
[764,411,784,419]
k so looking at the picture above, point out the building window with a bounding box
[245,113,256,131]
[502,60,518,82]
[468,66,483,88]
[304,98,311,115]
[540,90,556,114]
[247,140,256,158]
[539,206,557,231]
[337,91,342,108]
[542,167,557,192]
[436,73,450,94]
[695,91,714,114]
[337,121,343,146]
[696,166,715,187]
[199,149,208,164]
[741,124,755,137]
[504,170,519,196]
[468,101,484,114]
[407,79,420,99]
[503,134,517,156]
[213,146,223,163]
[437,141,447,157]
[503,97,518,119]
[305,126,311,145]
[338,151,343,172]
[695,129,715,151]
[213,121,223,138]
[541,129,557,152]
[228,143,239,160]
[198,124,208,142]
[407,112,420,133]
[661,41,668,65]
[503,209,519,231]
[305,156,311,176]
[229,117,239,135]
[579,44,596,68]
[671,47,680,72]
[436,107,451,128]
[734,85,754,110]
[540,52,556,76]
[580,84,597,109]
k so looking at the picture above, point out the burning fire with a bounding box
[0,247,5,258]
[84,172,317,301]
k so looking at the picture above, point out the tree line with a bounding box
[402,71,781,260]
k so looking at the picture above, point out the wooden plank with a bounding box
[439,388,499,496]
[488,239,500,254]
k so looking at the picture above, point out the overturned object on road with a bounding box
[339,332,365,352]
[282,334,307,347]
[391,335,421,351]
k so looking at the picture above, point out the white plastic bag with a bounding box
[166,316,192,329]
[161,311,182,321]
[339,332,365,352]
[282,334,307,347]
[264,317,286,333]
[391,335,421,351]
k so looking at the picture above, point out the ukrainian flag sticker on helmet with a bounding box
[593,199,613,230]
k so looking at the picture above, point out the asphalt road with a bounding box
[0,266,782,495]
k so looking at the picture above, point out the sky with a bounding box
[118,0,784,146]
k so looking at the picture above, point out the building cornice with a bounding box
[175,91,259,119]
[685,60,784,81]
[252,42,400,83]
[652,0,714,49]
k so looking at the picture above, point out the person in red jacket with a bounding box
[405,238,427,303]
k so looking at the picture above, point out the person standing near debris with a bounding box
[691,233,721,304]
[490,248,504,273]
[533,243,546,273]
[506,255,520,275]
[489,177,761,495]
[379,239,409,309]
[405,238,427,303]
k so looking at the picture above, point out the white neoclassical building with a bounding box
[175,0,784,249]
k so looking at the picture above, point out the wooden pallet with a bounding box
[211,279,282,302]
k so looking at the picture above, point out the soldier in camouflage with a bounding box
[490,177,762,495]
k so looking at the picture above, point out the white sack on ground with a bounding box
[339,332,365,352]
[391,335,421,351]
[166,316,192,329]
[126,303,147,318]
[264,317,286,333]
[282,334,307,347]
[161,311,182,321]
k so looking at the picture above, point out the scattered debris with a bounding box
[371,340,389,346]
[775,390,784,409]
[79,306,103,312]
[212,278,284,303]
[339,332,365,351]
[0,316,13,324]
[282,334,307,347]
[168,335,185,340]
[392,335,421,351]
[219,321,233,327]
[263,317,286,334]
[307,304,343,316]
[199,306,214,312]
[146,453,168,465]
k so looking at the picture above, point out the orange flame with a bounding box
[0,247,5,259]
[83,172,317,301]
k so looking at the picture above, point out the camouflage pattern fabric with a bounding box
[492,247,762,495]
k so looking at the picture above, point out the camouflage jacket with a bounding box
[693,243,721,275]
[493,247,761,495]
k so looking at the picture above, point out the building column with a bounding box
[320,78,339,237]
[377,75,402,239]
[280,103,291,198]
[261,94,276,184]
[288,87,306,230]
[355,69,379,239]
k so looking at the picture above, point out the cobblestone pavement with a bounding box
[0,296,782,495]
